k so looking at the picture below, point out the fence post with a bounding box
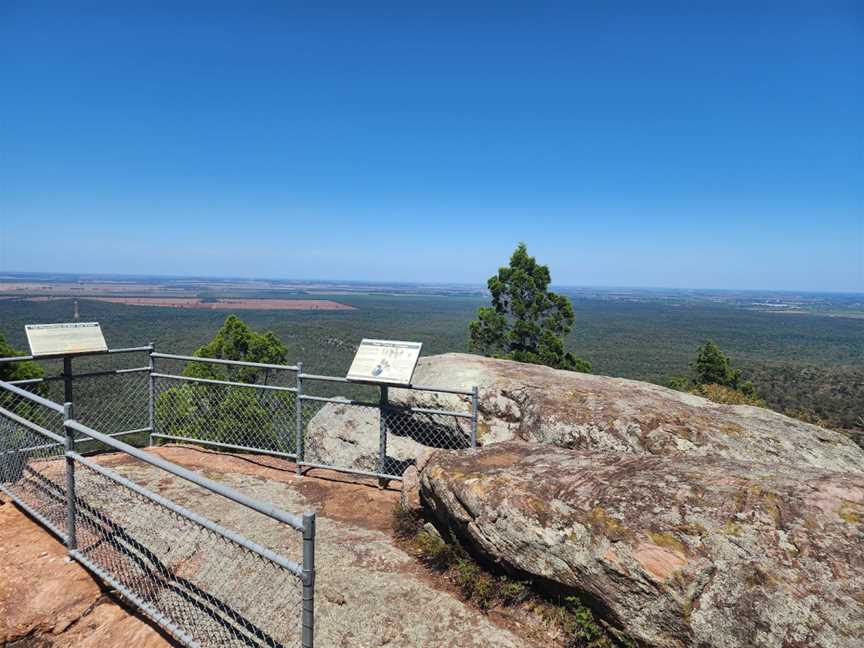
[62,355,73,406]
[470,386,478,449]
[63,402,77,552]
[302,511,316,648]
[148,342,156,446]
[378,385,388,488]
[295,362,303,476]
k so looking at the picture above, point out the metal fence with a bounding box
[297,372,477,483]
[1,345,478,483]
[149,354,478,483]
[0,379,316,648]
[1,345,154,448]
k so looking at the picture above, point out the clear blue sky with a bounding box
[1,2,861,291]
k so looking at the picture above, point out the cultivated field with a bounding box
[75,297,356,310]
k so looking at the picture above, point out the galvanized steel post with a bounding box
[295,362,303,476]
[148,342,155,446]
[63,402,77,552]
[62,355,73,405]
[470,385,478,448]
[378,385,388,488]
[302,511,316,648]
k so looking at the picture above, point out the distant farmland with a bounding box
[55,297,356,311]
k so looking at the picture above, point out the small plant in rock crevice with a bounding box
[392,504,631,647]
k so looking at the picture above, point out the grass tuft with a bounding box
[393,504,633,646]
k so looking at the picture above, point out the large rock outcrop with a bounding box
[307,353,864,475]
[305,401,427,475]
[420,442,864,648]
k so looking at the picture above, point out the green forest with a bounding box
[0,292,861,431]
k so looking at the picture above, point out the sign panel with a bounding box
[346,339,422,386]
[25,322,108,358]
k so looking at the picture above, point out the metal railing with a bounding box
[1,345,153,445]
[0,379,316,648]
[149,353,478,483]
[297,371,478,484]
[1,345,478,483]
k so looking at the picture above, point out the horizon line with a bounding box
[1,270,862,297]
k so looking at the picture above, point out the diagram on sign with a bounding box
[346,339,422,386]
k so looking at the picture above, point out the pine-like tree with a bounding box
[468,243,591,372]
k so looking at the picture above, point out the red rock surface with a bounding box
[0,497,171,647]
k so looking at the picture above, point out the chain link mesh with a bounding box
[72,458,303,648]
[0,385,64,435]
[301,397,383,474]
[73,371,150,436]
[0,409,67,538]
[154,376,297,455]
[383,406,472,449]
[299,381,475,479]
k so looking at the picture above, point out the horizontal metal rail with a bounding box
[0,406,65,443]
[298,373,349,383]
[298,394,469,416]
[68,452,304,578]
[151,353,299,373]
[298,394,377,406]
[4,377,42,386]
[0,379,65,413]
[1,426,152,458]
[153,372,298,393]
[298,373,473,396]
[150,434,298,460]
[65,419,305,531]
[298,460,402,482]
[8,366,151,386]
[385,404,472,419]
[0,345,153,364]
[107,346,154,355]
[69,548,201,648]
[405,383,476,397]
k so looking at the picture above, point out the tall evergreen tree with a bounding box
[691,340,757,397]
[468,243,591,372]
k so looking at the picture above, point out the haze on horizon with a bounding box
[1,3,861,293]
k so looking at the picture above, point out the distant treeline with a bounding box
[1,293,861,431]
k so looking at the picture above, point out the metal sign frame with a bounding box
[346,339,422,386]
[25,322,108,358]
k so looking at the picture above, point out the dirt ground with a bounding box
[1,445,534,648]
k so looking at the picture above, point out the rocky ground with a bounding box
[1,445,551,648]
[0,496,169,647]
[419,442,864,648]
[307,353,864,478]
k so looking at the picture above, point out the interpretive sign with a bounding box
[346,339,422,386]
[25,322,108,358]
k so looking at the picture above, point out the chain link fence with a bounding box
[153,374,298,457]
[149,354,478,482]
[0,395,68,540]
[70,455,306,647]
[1,379,317,648]
[1,347,153,450]
[297,374,477,481]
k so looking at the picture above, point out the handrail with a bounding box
[67,452,304,578]
[0,345,153,364]
[406,383,476,397]
[0,379,65,413]
[8,366,151,386]
[151,352,299,372]
[298,372,474,396]
[153,372,297,393]
[64,418,305,531]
